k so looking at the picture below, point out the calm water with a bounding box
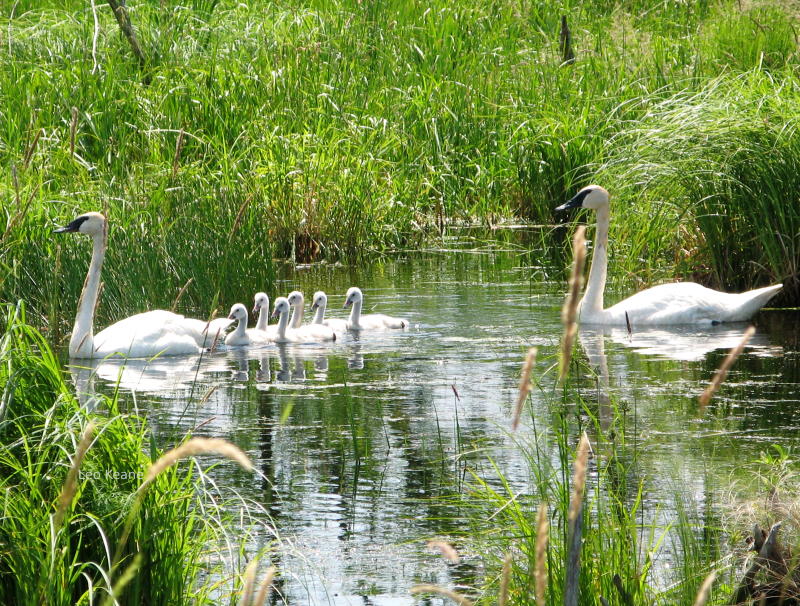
[67,236,800,604]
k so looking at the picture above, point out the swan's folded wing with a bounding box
[93,310,201,357]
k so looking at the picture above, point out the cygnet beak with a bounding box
[311,302,318,311]
[343,299,352,309]
[228,312,236,320]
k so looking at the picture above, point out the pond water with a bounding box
[66,233,800,604]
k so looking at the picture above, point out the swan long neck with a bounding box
[290,301,304,328]
[348,297,362,325]
[255,307,267,330]
[277,308,289,338]
[582,206,609,315]
[70,231,105,357]
[232,316,247,339]
[313,301,325,324]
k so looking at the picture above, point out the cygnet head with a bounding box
[253,292,269,315]
[228,303,248,322]
[310,291,327,311]
[272,297,291,319]
[343,286,363,309]
[556,185,609,212]
[287,290,304,306]
[54,212,106,236]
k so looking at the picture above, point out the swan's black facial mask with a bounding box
[54,216,89,233]
[555,189,592,212]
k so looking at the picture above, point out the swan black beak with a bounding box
[311,302,319,311]
[53,216,87,233]
[555,189,590,212]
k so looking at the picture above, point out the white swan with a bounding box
[556,185,783,325]
[55,212,233,358]
[252,292,278,337]
[343,287,408,330]
[287,290,305,328]
[310,291,349,332]
[271,297,336,343]
[224,303,274,346]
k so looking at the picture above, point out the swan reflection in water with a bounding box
[577,323,781,430]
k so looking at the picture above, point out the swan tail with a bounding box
[725,284,783,322]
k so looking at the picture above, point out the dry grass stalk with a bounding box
[534,502,549,606]
[143,437,253,488]
[498,552,513,606]
[240,559,258,606]
[70,106,78,157]
[172,128,185,178]
[568,432,590,525]
[410,584,474,606]
[699,325,755,409]
[23,128,42,170]
[251,566,277,606]
[170,277,194,313]
[512,347,537,431]
[692,571,716,606]
[53,421,95,533]
[230,194,254,239]
[559,226,586,381]
[427,539,461,564]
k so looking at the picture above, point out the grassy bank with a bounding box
[0,303,268,604]
[2,0,799,339]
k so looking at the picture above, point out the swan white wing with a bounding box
[600,283,777,325]
[349,313,408,330]
[183,317,234,347]
[293,324,337,342]
[225,328,275,347]
[322,318,349,332]
[92,310,202,357]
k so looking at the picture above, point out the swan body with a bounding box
[55,213,233,358]
[343,287,408,330]
[225,303,274,346]
[271,297,336,343]
[252,292,278,337]
[287,291,305,329]
[310,291,349,332]
[556,186,783,326]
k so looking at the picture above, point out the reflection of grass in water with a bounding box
[0,303,275,605]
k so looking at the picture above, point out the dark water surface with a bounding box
[67,236,800,604]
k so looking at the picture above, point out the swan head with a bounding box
[287,290,304,307]
[54,212,106,236]
[272,297,291,319]
[310,291,327,311]
[227,303,248,322]
[252,292,269,315]
[343,286,363,308]
[556,185,609,212]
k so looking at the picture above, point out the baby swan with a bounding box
[287,291,305,328]
[556,185,783,326]
[55,211,233,358]
[252,292,278,336]
[343,287,408,330]
[310,291,349,332]
[272,298,336,343]
[225,303,273,346]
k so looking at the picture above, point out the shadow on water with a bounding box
[63,232,800,604]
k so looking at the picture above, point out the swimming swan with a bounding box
[271,297,336,343]
[55,212,233,358]
[287,291,305,328]
[225,303,274,346]
[252,292,278,337]
[556,185,783,325]
[343,287,408,330]
[310,291,349,332]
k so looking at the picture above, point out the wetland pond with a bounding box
[66,233,800,605]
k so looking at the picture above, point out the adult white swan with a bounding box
[556,185,783,325]
[271,297,336,343]
[310,291,349,332]
[343,287,408,330]
[55,212,232,358]
[225,303,274,346]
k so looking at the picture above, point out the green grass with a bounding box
[0,302,268,605]
[2,0,800,341]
